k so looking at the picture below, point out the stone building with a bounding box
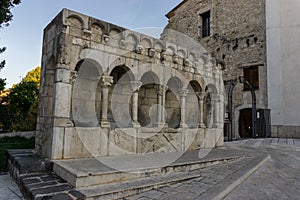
[163,0,270,139]
[36,9,224,161]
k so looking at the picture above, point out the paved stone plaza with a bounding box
[125,138,300,200]
[1,138,299,199]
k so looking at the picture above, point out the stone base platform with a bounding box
[53,148,248,199]
[7,145,272,200]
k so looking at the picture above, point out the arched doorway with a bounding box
[109,66,134,129]
[138,72,160,127]
[166,77,183,128]
[72,59,102,127]
[204,84,218,128]
[186,81,202,128]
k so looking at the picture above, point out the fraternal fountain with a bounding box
[35,8,225,198]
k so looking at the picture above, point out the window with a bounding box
[243,66,259,90]
[201,11,211,38]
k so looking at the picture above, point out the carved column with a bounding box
[130,81,142,127]
[196,92,206,128]
[216,94,222,128]
[100,76,113,128]
[219,94,225,126]
[212,94,220,128]
[178,89,189,128]
[161,86,168,125]
[157,85,168,127]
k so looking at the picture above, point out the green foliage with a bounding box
[0,136,35,172]
[0,67,40,131]
[0,78,5,91]
[1,81,39,131]
[22,66,40,87]
[0,0,21,27]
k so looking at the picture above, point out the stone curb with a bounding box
[198,154,271,200]
[0,131,36,139]
[7,149,85,200]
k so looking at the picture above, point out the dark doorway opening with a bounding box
[239,108,252,138]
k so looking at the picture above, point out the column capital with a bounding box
[69,70,78,83]
[101,76,113,88]
[130,81,143,92]
[157,85,168,96]
[195,92,205,100]
[178,89,189,97]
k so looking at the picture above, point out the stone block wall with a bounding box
[164,0,268,139]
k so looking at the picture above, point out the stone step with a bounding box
[77,154,271,200]
[78,166,216,200]
[53,148,247,188]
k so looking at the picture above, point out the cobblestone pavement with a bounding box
[125,138,300,200]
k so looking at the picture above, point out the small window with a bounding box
[243,66,259,90]
[201,11,211,38]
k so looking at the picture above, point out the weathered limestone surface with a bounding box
[36,9,224,160]
[164,0,268,139]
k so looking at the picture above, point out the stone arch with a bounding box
[166,77,183,128]
[164,68,189,89]
[109,28,122,39]
[166,45,176,55]
[140,38,152,49]
[204,84,218,128]
[178,49,186,58]
[67,15,84,37]
[186,80,203,128]
[109,28,122,46]
[195,76,206,91]
[109,65,135,128]
[135,65,162,84]
[138,71,160,127]
[154,41,164,53]
[125,33,139,51]
[72,59,103,127]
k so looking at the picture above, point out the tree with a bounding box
[0,66,40,131]
[22,66,40,87]
[0,0,21,27]
[0,0,21,90]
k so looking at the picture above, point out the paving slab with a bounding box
[0,174,24,200]
[127,138,300,200]
[3,138,300,200]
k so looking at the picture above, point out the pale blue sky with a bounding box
[0,0,182,88]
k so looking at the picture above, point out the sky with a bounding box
[0,0,182,88]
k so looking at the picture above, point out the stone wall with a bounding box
[266,0,300,138]
[37,9,225,160]
[164,0,268,139]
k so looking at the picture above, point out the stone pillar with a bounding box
[100,76,113,128]
[130,81,142,128]
[156,85,168,127]
[212,94,220,128]
[219,94,225,125]
[196,92,206,128]
[216,94,222,128]
[161,86,168,124]
[178,89,189,128]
